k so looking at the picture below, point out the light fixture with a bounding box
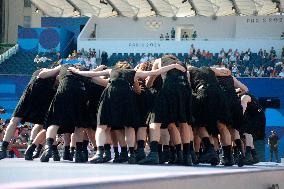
[232,6,235,11]
[151,8,155,14]
[182,0,187,3]
[35,8,39,13]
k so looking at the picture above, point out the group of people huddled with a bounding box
[0,54,265,167]
[188,45,284,78]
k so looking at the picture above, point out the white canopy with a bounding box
[31,0,283,17]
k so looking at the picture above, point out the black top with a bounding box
[189,67,219,91]
[58,64,87,90]
[217,75,236,95]
[268,134,279,146]
[110,68,136,86]
[245,93,264,115]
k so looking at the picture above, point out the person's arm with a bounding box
[233,76,249,92]
[38,65,61,78]
[135,64,186,79]
[241,94,251,114]
[133,80,143,94]
[210,67,231,76]
[92,65,107,72]
[68,67,111,78]
[91,77,109,87]
[145,59,160,88]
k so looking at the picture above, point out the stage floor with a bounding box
[0,158,283,189]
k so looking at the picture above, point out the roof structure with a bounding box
[31,0,284,17]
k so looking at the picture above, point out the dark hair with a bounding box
[115,61,133,69]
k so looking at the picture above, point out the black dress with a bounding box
[136,79,153,127]
[189,67,230,135]
[150,59,192,127]
[241,93,266,139]
[84,80,105,130]
[44,64,88,134]
[97,68,139,130]
[13,69,56,124]
[217,76,243,131]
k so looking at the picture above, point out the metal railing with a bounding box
[0,44,19,63]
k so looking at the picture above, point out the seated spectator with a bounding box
[243,67,250,76]
[227,49,233,57]
[229,54,237,63]
[257,66,265,77]
[221,56,229,65]
[270,47,276,58]
[279,68,284,78]
[219,48,225,58]
[182,32,189,40]
[243,53,250,61]
[258,49,264,57]
[160,34,164,40]
[85,57,93,69]
[189,44,195,55]
[165,33,170,40]
[281,47,284,60]
[171,28,175,40]
[246,48,252,57]
[281,32,284,38]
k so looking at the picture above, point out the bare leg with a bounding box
[3,117,22,142]
[168,123,181,145]
[89,125,107,163]
[30,124,43,141]
[33,130,47,146]
[159,129,170,145]
[125,127,135,148]
[217,122,231,146]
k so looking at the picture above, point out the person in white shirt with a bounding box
[279,68,284,78]
[243,54,250,61]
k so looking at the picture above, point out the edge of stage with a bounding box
[0,158,283,189]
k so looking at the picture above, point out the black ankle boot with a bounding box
[138,141,159,165]
[25,144,37,160]
[75,142,84,163]
[251,149,259,164]
[40,138,54,162]
[135,148,146,162]
[82,140,89,162]
[63,146,72,161]
[0,141,9,160]
[113,151,120,163]
[244,146,253,165]
[103,144,111,163]
[128,152,136,164]
[221,146,234,166]
[183,153,193,166]
[89,146,104,164]
[70,147,75,161]
[113,148,128,163]
[191,151,199,165]
[32,144,43,159]
[168,148,177,164]
[159,149,170,164]
[199,146,219,166]
[52,145,60,161]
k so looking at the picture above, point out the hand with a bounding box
[174,64,186,72]
[68,67,79,74]
[96,65,107,71]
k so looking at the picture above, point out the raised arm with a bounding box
[210,67,231,76]
[38,65,61,79]
[145,59,160,88]
[233,76,249,92]
[240,94,252,114]
[68,67,111,78]
[135,63,186,80]
[91,76,109,87]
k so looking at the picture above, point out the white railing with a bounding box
[0,44,19,64]
[80,37,284,41]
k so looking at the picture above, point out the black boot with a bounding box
[234,139,245,167]
[199,138,219,166]
[114,147,128,163]
[0,141,9,160]
[52,145,60,161]
[103,144,111,163]
[70,147,75,161]
[135,148,146,162]
[75,142,84,163]
[63,146,72,161]
[138,141,159,165]
[168,146,177,164]
[191,151,199,165]
[159,149,170,164]
[32,144,43,159]
[113,147,120,163]
[40,138,54,162]
[89,146,104,164]
[128,147,136,164]
[82,140,89,162]
[221,145,234,166]
[251,149,259,164]
[183,143,192,166]
[244,146,253,165]
[25,144,37,160]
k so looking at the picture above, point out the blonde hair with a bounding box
[114,61,133,69]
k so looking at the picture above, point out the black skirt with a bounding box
[150,84,193,125]
[13,78,56,125]
[225,95,244,131]
[97,81,140,130]
[44,84,88,134]
[192,85,230,135]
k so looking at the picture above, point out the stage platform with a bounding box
[0,159,283,189]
